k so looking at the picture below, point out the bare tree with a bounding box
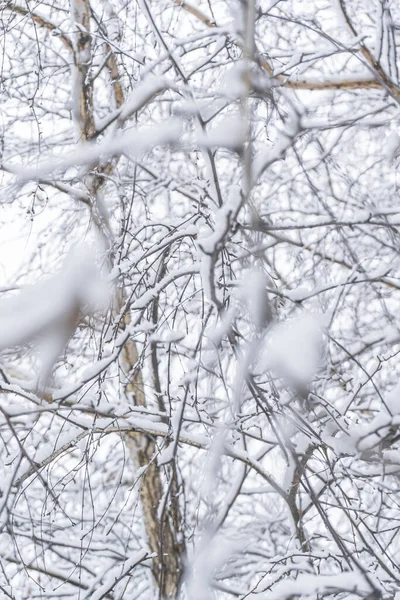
[1,0,400,599]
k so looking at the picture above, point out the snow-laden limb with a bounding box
[131,265,199,310]
[252,571,378,599]
[81,550,150,600]
[258,313,324,390]
[235,269,273,329]
[198,113,246,152]
[8,404,284,497]
[13,423,88,487]
[12,120,254,184]
[13,122,182,181]
[156,397,186,467]
[0,246,109,385]
[0,165,91,205]
[338,381,400,455]
[96,76,171,134]
[4,2,73,50]
[386,131,400,161]
[186,531,237,600]
[43,265,199,401]
[197,186,242,303]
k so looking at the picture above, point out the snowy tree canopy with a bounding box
[1,0,400,598]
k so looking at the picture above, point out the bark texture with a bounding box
[120,315,185,598]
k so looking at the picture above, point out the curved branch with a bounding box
[337,0,400,99]
[4,3,73,51]
[170,0,400,94]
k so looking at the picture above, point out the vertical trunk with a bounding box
[120,310,185,598]
[71,1,185,594]
[71,0,95,140]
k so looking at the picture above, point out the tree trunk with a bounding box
[120,314,185,598]
[71,0,185,594]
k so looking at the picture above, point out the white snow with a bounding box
[385,131,400,161]
[0,245,110,385]
[259,313,324,388]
